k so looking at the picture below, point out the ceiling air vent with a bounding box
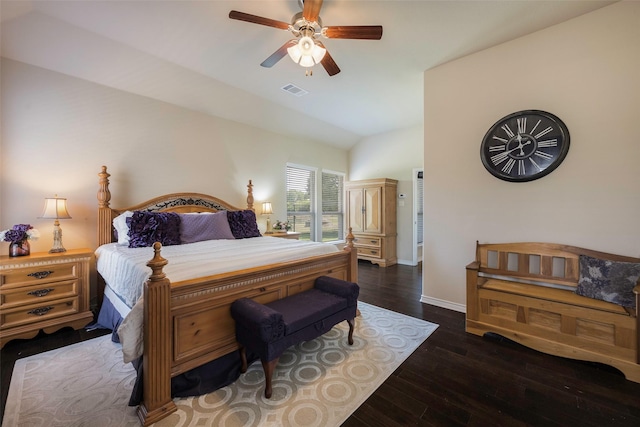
[281,83,308,97]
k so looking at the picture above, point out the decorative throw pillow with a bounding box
[127,211,181,248]
[179,211,235,243]
[575,255,640,309]
[113,210,134,245]
[226,210,262,239]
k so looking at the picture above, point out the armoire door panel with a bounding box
[347,190,364,233]
[364,186,382,233]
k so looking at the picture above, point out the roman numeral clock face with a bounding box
[480,110,570,182]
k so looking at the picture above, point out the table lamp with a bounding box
[262,202,274,234]
[40,195,72,253]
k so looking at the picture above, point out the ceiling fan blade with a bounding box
[316,42,340,76]
[302,0,323,22]
[260,40,297,68]
[229,10,289,30]
[324,25,383,40]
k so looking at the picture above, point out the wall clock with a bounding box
[480,110,570,182]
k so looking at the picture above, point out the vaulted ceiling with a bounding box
[0,0,616,149]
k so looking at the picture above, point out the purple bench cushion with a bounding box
[314,276,359,306]
[266,289,347,335]
[231,298,285,342]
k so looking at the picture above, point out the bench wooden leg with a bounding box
[239,346,248,373]
[347,318,355,345]
[261,357,279,398]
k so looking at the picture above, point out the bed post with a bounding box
[97,165,113,246]
[344,227,358,283]
[137,243,177,426]
[96,166,113,307]
[247,179,254,211]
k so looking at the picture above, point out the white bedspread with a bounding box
[95,237,340,362]
[96,236,339,309]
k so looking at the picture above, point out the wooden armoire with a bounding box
[345,178,398,267]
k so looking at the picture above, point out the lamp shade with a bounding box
[40,196,72,219]
[261,202,274,216]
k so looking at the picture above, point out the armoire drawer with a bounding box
[357,247,383,259]
[353,236,381,248]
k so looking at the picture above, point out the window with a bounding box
[286,165,344,243]
[321,170,344,242]
[286,165,315,241]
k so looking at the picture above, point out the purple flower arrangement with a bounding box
[0,224,40,243]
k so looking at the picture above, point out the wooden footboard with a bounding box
[466,242,639,384]
[139,240,357,425]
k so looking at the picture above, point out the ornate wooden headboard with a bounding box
[96,165,254,246]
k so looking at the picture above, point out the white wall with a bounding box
[422,1,640,311]
[0,59,348,256]
[349,124,424,265]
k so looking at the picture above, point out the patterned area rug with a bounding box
[3,302,438,427]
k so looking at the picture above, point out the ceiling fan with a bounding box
[229,0,383,76]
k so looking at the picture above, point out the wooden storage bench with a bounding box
[466,242,640,382]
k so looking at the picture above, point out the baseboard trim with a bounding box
[420,295,466,313]
[397,259,419,266]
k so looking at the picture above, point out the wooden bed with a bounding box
[96,166,358,426]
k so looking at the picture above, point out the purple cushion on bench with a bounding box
[266,289,348,335]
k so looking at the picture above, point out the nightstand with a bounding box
[267,232,301,240]
[0,248,93,348]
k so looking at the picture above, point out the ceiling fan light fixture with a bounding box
[287,37,326,68]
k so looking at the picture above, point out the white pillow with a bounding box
[113,210,134,245]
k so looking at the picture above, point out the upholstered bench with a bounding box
[230,276,359,398]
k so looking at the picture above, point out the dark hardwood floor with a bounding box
[2,261,639,426]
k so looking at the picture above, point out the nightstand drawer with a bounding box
[353,237,381,247]
[0,262,79,288]
[0,279,79,309]
[357,247,383,258]
[1,297,79,329]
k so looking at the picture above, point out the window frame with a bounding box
[285,163,345,243]
[320,169,345,243]
[286,163,317,241]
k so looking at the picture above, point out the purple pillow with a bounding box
[227,210,262,239]
[127,211,181,248]
[179,212,235,243]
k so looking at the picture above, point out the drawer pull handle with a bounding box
[28,288,54,297]
[371,251,378,254]
[370,240,377,244]
[28,306,53,316]
[28,271,53,279]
